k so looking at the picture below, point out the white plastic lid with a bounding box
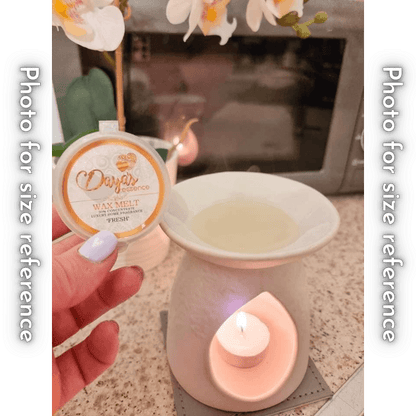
[53,121,171,244]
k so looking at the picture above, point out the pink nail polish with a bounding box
[110,321,120,334]
[130,265,145,278]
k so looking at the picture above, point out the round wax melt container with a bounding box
[53,125,171,245]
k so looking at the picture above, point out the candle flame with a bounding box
[236,311,247,332]
[166,118,199,161]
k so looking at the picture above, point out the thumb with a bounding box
[53,231,118,313]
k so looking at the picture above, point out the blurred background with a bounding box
[53,0,363,193]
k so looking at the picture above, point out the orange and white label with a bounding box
[62,139,165,238]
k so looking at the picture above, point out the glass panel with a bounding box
[124,34,346,180]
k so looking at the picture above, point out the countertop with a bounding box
[56,194,364,416]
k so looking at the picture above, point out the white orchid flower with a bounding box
[166,0,237,45]
[246,0,277,32]
[52,0,125,51]
[265,0,304,20]
[246,0,304,32]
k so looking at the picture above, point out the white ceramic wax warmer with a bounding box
[161,172,339,412]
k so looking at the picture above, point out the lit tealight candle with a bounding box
[216,311,270,368]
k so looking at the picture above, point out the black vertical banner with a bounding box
[2,50,50,357]
[366,50,416,357]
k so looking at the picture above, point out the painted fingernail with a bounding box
[130,265,145,279]
[110,321,120,334]
[78,231,118,263]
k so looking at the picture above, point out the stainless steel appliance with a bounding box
[80,0,364,194]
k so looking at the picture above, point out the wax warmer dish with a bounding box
[161,172,339,412]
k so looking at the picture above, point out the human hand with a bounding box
[52,205,144,413]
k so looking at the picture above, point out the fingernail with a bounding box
[78,231,118,263]
[130,265,145,279]
[110,321,120,334]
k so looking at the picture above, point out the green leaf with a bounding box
[64,68,117,140]
[65,129,99,147]
[155,148,168,162]
[52,129,99,157]
[52,143,66,157]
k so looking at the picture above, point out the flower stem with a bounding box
[102,51,115,68]
[304,18,316,27]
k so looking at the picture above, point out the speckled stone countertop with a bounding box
[56,194,363,416]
